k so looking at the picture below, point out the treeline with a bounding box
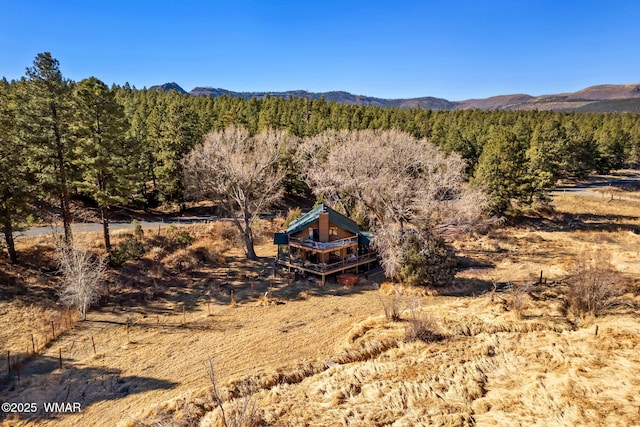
[2,52,640,263]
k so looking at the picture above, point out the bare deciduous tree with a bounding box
[298,129,487,283]
[568,250,626,317]
[57,241,107,321]
[182,127,293,260]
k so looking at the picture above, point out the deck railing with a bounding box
[288,235,358,251]
[278,251,377,273]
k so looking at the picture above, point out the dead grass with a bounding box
[2,182,640,427]
[156,291,638,427]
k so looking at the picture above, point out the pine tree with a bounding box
[23,53,75,242]
[153,95,202,201]
[0,79,38,263]
[473,127,552,214]
[73,77,136,252]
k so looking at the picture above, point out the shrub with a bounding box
[567,251,626,317]
[176,230,193,250]
[214,221,241,246]
[506,282,531,319]
[133,220,144,240]
[190,245,217,265]
[396,231,456,287]
[404,311,443,343]
[57,242,107,320]
[109,235,146,267]
[374,283,406,322]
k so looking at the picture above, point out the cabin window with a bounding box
[329,226,338,236]
[309,228,319,240]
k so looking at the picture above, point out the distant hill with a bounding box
[151,82,640,113]
[189,87,458,110]
[456,84,640,112]
[149,82,187,94]
[457,94,535,110]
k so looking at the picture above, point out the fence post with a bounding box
[59,348,62,369]
[31,334,36,354]
[91,336,96,355]
[51,321,55,339]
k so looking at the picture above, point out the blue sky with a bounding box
[1,0,638,100]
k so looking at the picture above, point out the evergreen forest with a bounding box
[2,53,640,263]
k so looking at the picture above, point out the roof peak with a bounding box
[283,204,360,236]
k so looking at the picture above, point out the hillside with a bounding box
[189,87,458,110]
[149,82,187,94]
[155,82,640,112]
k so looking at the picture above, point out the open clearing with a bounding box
[1,179,640,426]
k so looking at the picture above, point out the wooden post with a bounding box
[91,337,96,355]
[251,281,254,297]
[207,301,211,316]
[51,321,55,339]
[539,270,543,284]
[31,334,36,354]
[59,348,62,368]
[183,305,186,324]
[595,325,599,337]
[230,290,235,306]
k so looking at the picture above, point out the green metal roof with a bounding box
[273,232,288,245]
[359,231,373,245]
[273,204,373,245]
[284,204,361,236]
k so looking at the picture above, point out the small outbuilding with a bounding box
[273,204,377,284]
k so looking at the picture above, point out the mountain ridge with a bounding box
[149,82,640,113]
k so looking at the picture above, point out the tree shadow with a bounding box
[0,356,177,422]
[265,277,375,301]
[0,258,59,304]
[516,212,640,234]
[456,254,495,270]
[438,277,504,297]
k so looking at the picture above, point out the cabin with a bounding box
[273,204,377,284]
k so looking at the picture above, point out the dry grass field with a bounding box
[1,178,640,427]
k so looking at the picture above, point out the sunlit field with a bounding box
[1,189,639,427]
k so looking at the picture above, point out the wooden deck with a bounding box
[276,252,378,283]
